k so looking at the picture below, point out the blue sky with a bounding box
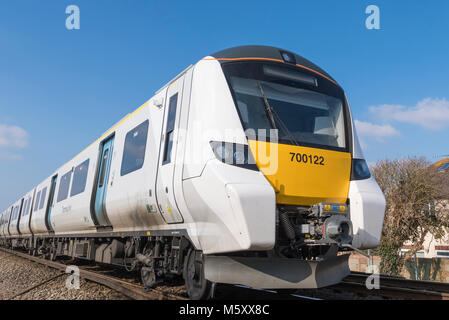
[1,1,449,208]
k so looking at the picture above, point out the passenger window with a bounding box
[163,93,178,164]
[57,170,72,202]
[71,159,90,196]
[34,191,41,212]
[120,120,149,176]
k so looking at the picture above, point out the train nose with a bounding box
[324,215,353,244]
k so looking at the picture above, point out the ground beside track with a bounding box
[0,250,128,300]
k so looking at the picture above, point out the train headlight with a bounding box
[210,141,258,171]
[233,150,246,164]
[351,159,371,180]
[214,143,233,163]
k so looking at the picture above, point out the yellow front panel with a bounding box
[248,140,351,206]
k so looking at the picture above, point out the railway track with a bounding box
[5,247,447,300]
[0,247,318,300]
[292,272,449,300]
[0,247,187,300]
[337,272,449,300]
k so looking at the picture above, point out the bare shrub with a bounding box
[371,157,449,275]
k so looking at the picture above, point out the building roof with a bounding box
[434,158,449,172]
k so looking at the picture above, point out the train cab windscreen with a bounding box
[222,62,348,151]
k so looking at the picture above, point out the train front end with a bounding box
[184,46,386,292]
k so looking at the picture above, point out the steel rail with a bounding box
[348,271,449,293]
[336,272,449,300]
[0,248,187,300]
[10,246,448,300]
[1,247,323,300]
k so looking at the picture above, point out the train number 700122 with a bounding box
[289,152,325,166]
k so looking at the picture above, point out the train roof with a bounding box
[210,45,337,84]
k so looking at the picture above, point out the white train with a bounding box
[0,46,386,299]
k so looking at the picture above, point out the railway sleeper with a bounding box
[1,235,207,297]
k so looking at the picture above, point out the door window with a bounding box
[34,191,41,212]
[163,93,178,164]
[39,187,47,210]
[99,149,109,187]
[22,198,29,216]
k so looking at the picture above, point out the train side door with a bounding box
[7,207,12,236]
[45,175,57,232]
[155,77,185,224]
[94,136,114,227]
[0,212,3,236]
[16,198,24,234]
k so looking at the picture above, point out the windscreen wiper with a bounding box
[257,82,299,146]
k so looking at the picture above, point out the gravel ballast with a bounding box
[0,250,128,300]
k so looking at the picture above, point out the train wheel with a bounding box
[50,248,57,261]
[183,249,212,300]
[141,267,157,289]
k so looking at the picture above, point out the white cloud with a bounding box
[369,98,449,130]
[0,124,28,148]
[355,120,400,141]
